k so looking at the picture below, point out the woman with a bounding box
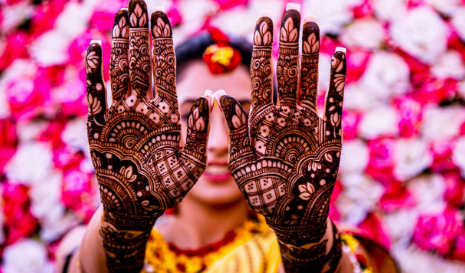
[57,1,399,272]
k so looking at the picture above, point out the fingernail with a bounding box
[259,10,272,18]
[121,8,128,11]
[152,6,165,13]
[203,90,214,112]
[286,3,300,12]
[335,47,347,54]
[90,40,102,46]
[304,15,317,23]
[213,89,227,112]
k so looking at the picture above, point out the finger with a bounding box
[216,90,255,163]
[128,0,152,99]
[299,16,319,114]
[250,10,274,117]
[277,3,301,107]
[324,48,347,141]
[181,95,211,180]
[110,8,130,102]
[86,41,107,140]
[151,7,177,101]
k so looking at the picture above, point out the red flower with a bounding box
[2,183,38,245]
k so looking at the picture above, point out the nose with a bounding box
[207,104,229,160]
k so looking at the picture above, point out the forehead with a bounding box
[176,60,251,103]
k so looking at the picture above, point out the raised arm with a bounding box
[217,5,347,272]
[79,2,212,272]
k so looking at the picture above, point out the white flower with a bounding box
[426,0,462,17]
[1,1,34,34]
[344,83,380,111]
[40,210,80,242]
[407,174,446,214]
[451,7,465,41]
[1,239,53,273]
[340,173,384,211]
[393,245,465,273]
[16,120,49,143]
[340,18,385,50]
[373,0,408,22]
[62,117,89,152]
[421,105,465,142]
[318,53,332,92]
[453,137,465,176]
[360,51,410,102]
[358,106,399,139]
[391,6,449,64]
[5,142,53,186]
[340,139,369,173]
[431,50,465,79]
[393,138,433,181]
[302,0,357,35]
[30,31,71,66]
[29,171,62,219]
[382,209,419,248]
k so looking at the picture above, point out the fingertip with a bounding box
[214,89,227,109]
[286,3,300,12]
[259,9,272,18]
[203,90,214,111]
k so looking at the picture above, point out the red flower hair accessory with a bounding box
[202,27,242,74]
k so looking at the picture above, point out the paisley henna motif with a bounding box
[219,10,346,273]
[86,3,210,272]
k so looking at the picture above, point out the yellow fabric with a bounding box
[142,215,282,273]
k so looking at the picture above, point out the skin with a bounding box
[56,1,355,272]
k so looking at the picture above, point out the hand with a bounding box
[86,1,210,271]
[218,7,346,272]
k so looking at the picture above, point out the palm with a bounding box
[219,10,346,241]
[86,5,209,229]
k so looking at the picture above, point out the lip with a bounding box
[203,162,232,183]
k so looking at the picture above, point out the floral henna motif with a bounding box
[300,21,320,113]
[277,10,300,105]
[128,0,151,98]
[219,10,347,273]
[111,9,130,102]
[86,4,210,272]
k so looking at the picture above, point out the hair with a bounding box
[175,32,253,81]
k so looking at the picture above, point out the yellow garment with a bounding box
[142,214,282,273]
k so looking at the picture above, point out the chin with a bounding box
[186,176,245,206]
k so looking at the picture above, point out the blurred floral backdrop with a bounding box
[1,0,465,272]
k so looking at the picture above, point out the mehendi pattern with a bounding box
[219,10,346,273]
[86,2,210,272]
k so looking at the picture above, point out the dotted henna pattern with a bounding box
[220,10,346,273]
[86,2,209,272]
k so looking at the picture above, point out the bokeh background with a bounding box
[1,0,465,272]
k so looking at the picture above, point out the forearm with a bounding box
[78,206,160,273]
[275,218,343,273]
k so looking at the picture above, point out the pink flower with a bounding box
[413,208,463,256]
[2,183,38,245]
[0,119,17,173]
[341,110,361,140]
[53,146,85,171]
[329,180,343,222]
[380,182,416,212]
[443,172,465,208]
[357,212,391,249]
[412,78,458,105]
[6,75,50,120]
[212,0,249,10]
[61,168,95,220]
[395,97,422,138]
[449,231,465,262]
[346,50,370,84]
[29,0,67,38]
[167,0,183,27]
[352,1,375,18]
[430,142,457,173]
[0,32,29,72]
[366,138,396,186]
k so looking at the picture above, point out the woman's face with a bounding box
[177,60,251,206]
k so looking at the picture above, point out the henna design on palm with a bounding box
[86,2,210,272]
[219,10,346,273]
